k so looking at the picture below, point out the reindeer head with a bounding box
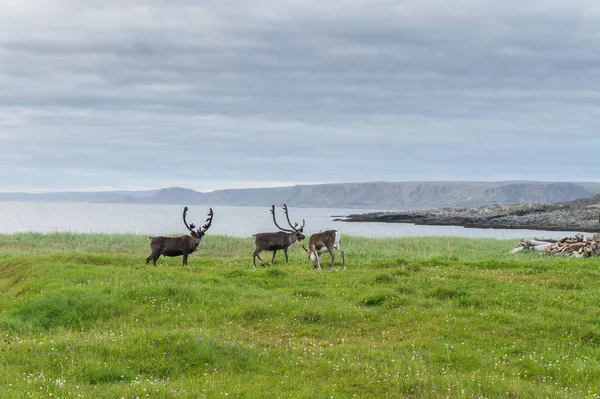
[271,204,305,241]
[183,207,214,241]
[301,244,319,268]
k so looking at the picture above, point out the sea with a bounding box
[0,201,582,239]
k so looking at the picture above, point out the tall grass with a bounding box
[1,233,600,398]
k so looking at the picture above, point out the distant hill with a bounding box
[575,182,600,194]
[0,190,157,203]
[2,181,596,209]
[119,181,597,209]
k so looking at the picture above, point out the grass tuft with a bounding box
[427,287,467,300]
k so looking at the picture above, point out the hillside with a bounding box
[1,181,598,209]
[0,189,157,203]
[119,181,596,209]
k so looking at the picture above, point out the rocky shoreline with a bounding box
[336,195,600,233]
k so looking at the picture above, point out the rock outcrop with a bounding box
[338,195,600,233]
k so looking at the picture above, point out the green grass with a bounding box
[1,233,600,398]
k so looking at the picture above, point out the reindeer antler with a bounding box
[182,206,196,232]
[283,204,304,232]
[200,208,214,233]
[271,205,294,232]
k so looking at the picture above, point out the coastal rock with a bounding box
[337,195,600,233]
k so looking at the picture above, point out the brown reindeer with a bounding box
[301,230,345,271]
[252,204,305,268]
[146,207,213,266]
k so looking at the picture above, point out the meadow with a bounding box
[1,233,600,398]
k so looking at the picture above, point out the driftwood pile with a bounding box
[511,234,600,257]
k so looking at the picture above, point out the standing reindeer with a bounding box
[301,230,346,270]
[252,204,305,268]
[146,206,213,266]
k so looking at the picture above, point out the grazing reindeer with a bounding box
[146,206,213,266]
[252,204,305,268]
[301,230,346,270]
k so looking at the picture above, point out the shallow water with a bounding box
[0,201,582,239]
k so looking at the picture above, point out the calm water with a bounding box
[0,202,581,239]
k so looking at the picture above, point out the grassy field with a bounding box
[1,233,600,398]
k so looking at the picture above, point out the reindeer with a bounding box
[146,206,213,266]
[301,230,346,271]
[252,204,305,268]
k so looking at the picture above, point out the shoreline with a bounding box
[337,196,600,234]
[339,218,600,233]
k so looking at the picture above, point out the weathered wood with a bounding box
[528,239,556,247]
[533,237,558,243]
[536,244,554,251]
[511,233,600,257]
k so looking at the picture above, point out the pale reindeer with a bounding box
[301,230,346,270]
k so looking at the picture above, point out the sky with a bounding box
[1,0,600,192]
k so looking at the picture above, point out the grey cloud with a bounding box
[1,0,599,191]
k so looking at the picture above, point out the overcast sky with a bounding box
[1,0,599,192]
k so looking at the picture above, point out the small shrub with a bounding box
[384,294,409,309]
[420,256,452,267]
[428,287,466,300]
[578,329,600,345]
[395,285,415,295]
[370,259,395,268]
[408,264,421,272]
[392,269,410,277]
[295,310,324,323]
[374,274,396,284]
[225,269,247,279]
[242,307,274,321]
[359,291,397,307]
[83,363,135,385]
[360,292,406,308]
[293,289,323,298]
[548,281,584,291]
[374,257,408,268]
[266,268,288,278]
[124,285,196,303]
[458,296,485,309]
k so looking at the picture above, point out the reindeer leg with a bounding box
[327,247,336,270]
[334,234,345,270]
[333,241,346,270]
[182,253,189,266]
[270,250,278,266]
[284,247,289,263]
[316,252,322,271]
[253,250,264,268]
[147,251,160,265]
